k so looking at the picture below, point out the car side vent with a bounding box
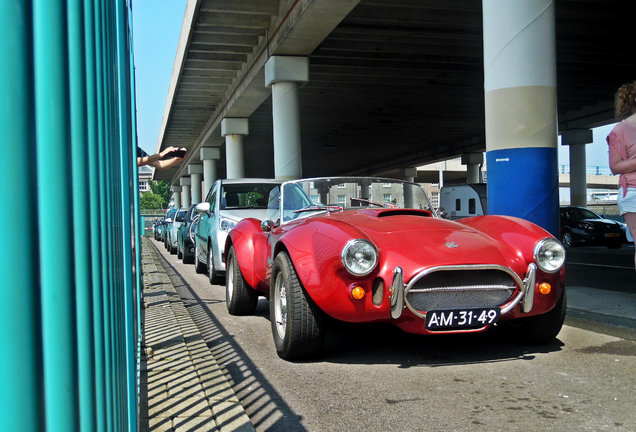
[377,210,432,218]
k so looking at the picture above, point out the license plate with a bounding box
[425,308,500,330]
[604,233,620,238]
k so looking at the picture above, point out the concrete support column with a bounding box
[400,168,417,208]
[461,153,483,184]
[188,163,203,204]
[265,56,309,180]
[483,0,559,235]
[562,129,592,206]
[171,185,182,209]
[180,177,191,208]
[221,118,248,179]
[200,147,220,198]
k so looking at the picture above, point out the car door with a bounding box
[196,182,217,260]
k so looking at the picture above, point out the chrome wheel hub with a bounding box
[274,274,287,340]
[227,258,234,299]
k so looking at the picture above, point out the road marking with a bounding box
[567,261,633,270]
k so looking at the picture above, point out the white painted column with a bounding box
[180,177,191,208]
[461,153,483,184]
[265,56,309,180]
[221,118,248,179]
[483,0,559,235]
[200,147,220,198]
[188,163,203,204]
[171,185,182,209]
[562,129,592,206]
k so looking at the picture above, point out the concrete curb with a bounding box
[141,237,255,432]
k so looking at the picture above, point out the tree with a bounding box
[149,180,172,209]
[140,191,165,210]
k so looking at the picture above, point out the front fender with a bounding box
[458,215,565,317]
[276,219,384,321]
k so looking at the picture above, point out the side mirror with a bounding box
[195,202,210,214]
[261,219,276,232]
[164,218,173,223]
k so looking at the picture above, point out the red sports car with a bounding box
[225,177,566,360]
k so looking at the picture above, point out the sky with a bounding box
[130,1,615,172]
[132,0,187,155]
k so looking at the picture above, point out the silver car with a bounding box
[166,208,187,254]
[193,178,282,284]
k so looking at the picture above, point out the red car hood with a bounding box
[324,209,525,274]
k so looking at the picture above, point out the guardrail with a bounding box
[1,1,141,431]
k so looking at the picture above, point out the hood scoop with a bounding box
[377,209,432,218]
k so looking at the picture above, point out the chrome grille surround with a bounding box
[404,265,523,319]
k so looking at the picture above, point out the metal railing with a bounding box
[1,1,141,431]
[559,164,614,176]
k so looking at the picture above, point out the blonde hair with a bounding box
[615,81,636,118]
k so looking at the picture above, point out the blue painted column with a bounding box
[482,0,559,236]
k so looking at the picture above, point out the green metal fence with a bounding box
[1,1,142,430]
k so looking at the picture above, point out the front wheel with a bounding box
[225,246,258,315]
[561,231,573,248]
[498,290,566,345]
[208,246,223,285]
[270,252,325,360]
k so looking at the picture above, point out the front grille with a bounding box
[405,269,517,313]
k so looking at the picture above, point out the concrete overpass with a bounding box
[152,0,635,233]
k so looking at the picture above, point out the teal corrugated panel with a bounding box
[0,1,43,430]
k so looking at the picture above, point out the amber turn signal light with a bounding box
[351,286,366,300]
[538,282,551,295]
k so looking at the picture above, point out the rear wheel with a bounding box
[270,252,325,360]
[561,231,573,248]
[225,246,257,315]
[194,240,206,274]
[498,290,566,345]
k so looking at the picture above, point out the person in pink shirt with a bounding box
[607,80,636,268]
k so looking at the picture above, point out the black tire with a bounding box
[561,231,573,248]
[182,242,193,264]
[208,245,224,285]
[269,252,325,360]
[194,240,206,274]
[498,290,566,345]
[225,246,258,315]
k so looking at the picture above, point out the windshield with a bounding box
[275,177,436,224]
[220,183,279,210]
[564,207,600,222]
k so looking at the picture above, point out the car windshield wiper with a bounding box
[350,197,398,208]
[293,205,343,214]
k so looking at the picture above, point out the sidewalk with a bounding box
[140,237,255,432]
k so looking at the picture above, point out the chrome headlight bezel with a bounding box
[219,217,237,232]
[533,237,566,273]
[341,239,378,277]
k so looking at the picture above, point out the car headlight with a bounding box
[341,239,378,276]
[220,217,237,232]
[533,238,565,273]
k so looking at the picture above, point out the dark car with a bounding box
[177,205,198,264]
[559,206,623,249]
[154,217,164,241]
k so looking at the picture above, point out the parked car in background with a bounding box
[162,208,177,251]
[559,206,624,249]
[194,178,282,284]
[166,208,187,254]
[177,205,198,264]
[226,177,566,360]
[154,217,164,241]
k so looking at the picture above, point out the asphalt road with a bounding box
[564,244,635,293]
[152,239,636,432]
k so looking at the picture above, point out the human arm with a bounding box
[137,146,186,169]
[609,147,636,174]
